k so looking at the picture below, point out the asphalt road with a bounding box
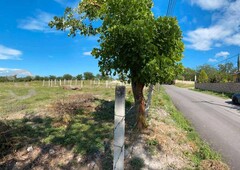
[164,85,240,170]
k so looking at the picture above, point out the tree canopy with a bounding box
[63,74,73,80]
[198,70,208,83]
[84,72,95,80]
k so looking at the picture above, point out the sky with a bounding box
[0,0,240,77]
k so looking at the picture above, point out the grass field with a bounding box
[0,82,229,169]
[0,81,134,169]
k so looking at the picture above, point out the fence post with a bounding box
[145,84,154,117]
[60,79,62,86]
[42,80,45,86]
[106,80,108,88]
[113,86,125,170]
[80,80,83,88]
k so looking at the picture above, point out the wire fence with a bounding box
[42,79,131,89]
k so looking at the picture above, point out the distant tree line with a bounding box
[177,62,237,83]
[0,72,113,82]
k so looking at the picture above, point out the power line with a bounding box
[166,0,172,16]
[166,0,176,16]
[170,0,176,16]
[211,54,239,67]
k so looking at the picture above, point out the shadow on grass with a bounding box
[0,98,134,169]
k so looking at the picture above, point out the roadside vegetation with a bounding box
[153,86,229,169]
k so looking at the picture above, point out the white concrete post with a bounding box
[145,84,154,117]
[60,79,62,86]
[42,80,45,86]
[113,86,125,170]
[80,80,83,88]
[75,79,78,85]
[64,79,66,85]
[106,80,108,88]
[51,80,53,87]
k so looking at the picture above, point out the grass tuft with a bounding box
[129,157,145,170]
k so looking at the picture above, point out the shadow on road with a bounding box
[192,100,240,112]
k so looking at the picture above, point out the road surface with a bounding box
[164,85,240,170]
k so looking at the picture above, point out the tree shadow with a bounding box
[192,100,240,112]
[0,98,134,169]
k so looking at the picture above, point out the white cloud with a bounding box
[190,0,229,10]
[225,33,240,46]
[19,11,56,33]
[180,16,188,23]
[0,45,22,60]
[83,51,92,56]
[184,26,231,51]
[215,51,230,58]
[208,58,218,62]
[0,68,32,77]
[185,0,240,51]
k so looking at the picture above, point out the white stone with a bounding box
[27,146,33,152]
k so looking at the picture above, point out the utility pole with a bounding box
[238,54,240,72]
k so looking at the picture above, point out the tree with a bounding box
[218,62,236,82]
[76,74,83,80]
[197,64,217,83]
[63,74,73,80]
[49,75,57,80]
[95,74,101,80]
[49,0,184,129]
[182,68,196,81]
[198,70,208,83]
[34,75,42,81]
[95,73,110,80]
[84,72,95,80]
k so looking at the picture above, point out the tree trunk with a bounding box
[131,82,147,130]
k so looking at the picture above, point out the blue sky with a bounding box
[1,0,240,77]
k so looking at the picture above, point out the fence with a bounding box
[42,79,130,89]
[195,82,240,93]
